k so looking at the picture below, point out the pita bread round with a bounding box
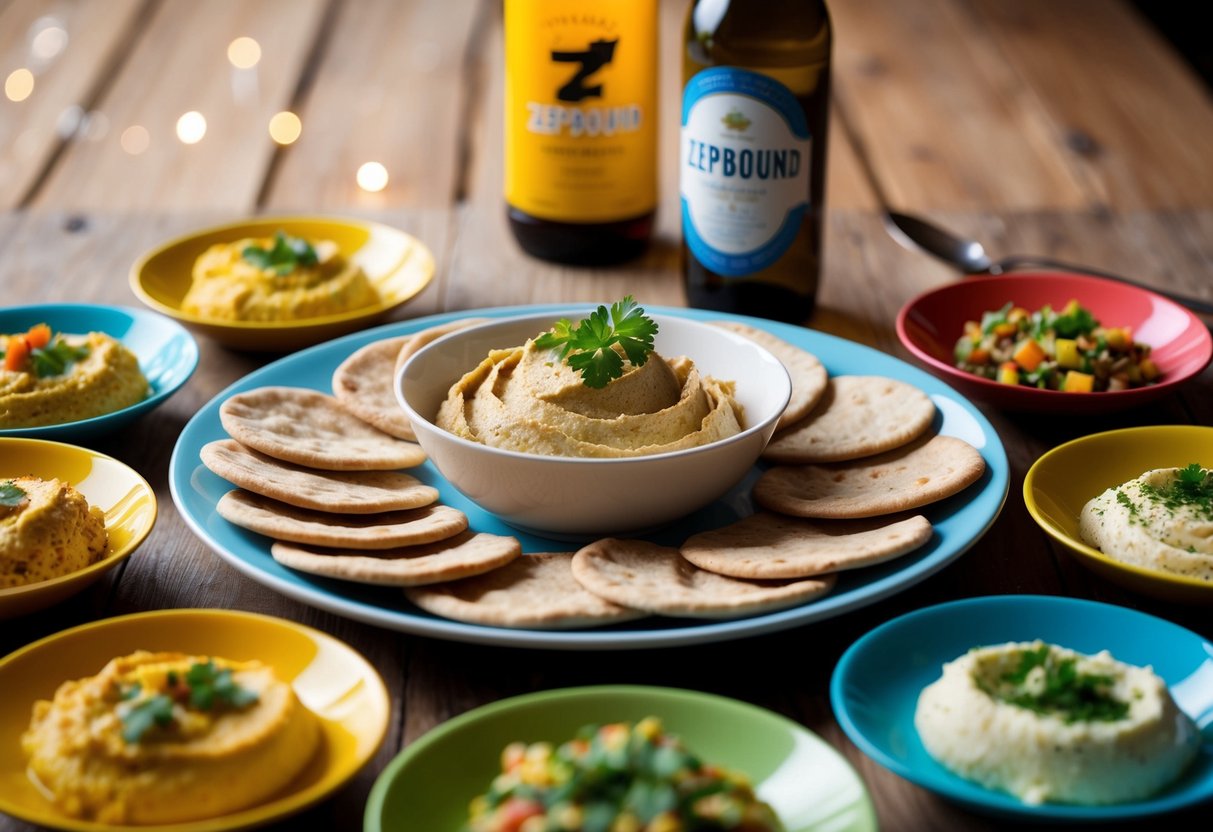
[220,386,426,470]
[570,539,834,619]
[712,321,827,429]
[217,489,466,549]
[754,434,985,519]
[201,439,438,513]
[332,335,416,440]
[681,512,933,579]
[405,552,646,629]
[763,376,935,463]
[271,531,520,587]
[393,317,492,375]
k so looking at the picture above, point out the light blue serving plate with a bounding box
[169,305,1010,650]
[831,594,1213,821]
[0,304,198,441]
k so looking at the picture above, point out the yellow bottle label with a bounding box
[505,0,657,224]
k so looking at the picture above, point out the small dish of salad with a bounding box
[953,299,1158,392]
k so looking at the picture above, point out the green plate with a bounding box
[364,685,876,832]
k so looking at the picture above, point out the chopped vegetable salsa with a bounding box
[953,300,1158,392]
[464,717,783,832]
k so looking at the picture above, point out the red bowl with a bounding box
[896,272,1212,412]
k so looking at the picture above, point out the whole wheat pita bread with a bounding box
[712,321,827,429]
[681,512,933,579]
[762,376,935,463]
[271,531,519,586]
[201,439,438,513]
[753,434,985,519]
[220,386,426,470]
[404,552,647,629]
[332,335,416,440]
[217,489,466,549]
[393,317,492,375]
[570,539,834,619]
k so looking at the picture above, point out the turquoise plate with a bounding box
[169,305,1009,649]
[831,595,1213,820]
[364,685,877,832]
[0,304,199,440]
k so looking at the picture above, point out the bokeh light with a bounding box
[5,68,35,102]
[31,25,69,61]
[227,37,262,69]
[176,111,207,144]
[356,161,389,193]
[121,125,150,155]
[268,111,302,145]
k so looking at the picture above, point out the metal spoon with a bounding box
[885,210,1213,317]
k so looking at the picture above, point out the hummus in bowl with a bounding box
[22,650,320,824]
[0,476,108,590]
[1079,465,1212,583]
[398,309,790,536]
[915,641,1199,806]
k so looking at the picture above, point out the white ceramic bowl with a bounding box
[397,312,791,537]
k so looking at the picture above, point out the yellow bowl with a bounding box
[0,438,156,619]
[1023,425,1213,604]
[0,608,390,832]
[130,216,435,351]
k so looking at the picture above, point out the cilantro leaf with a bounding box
[1053,303,1099,338]
[30,338,89,378]
[532,296,659,388]
[121,694,175,743]
[0,481,25,508]
[241,231,319,276]
[185,660,259,710]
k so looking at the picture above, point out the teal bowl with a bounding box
[0,304,198,440]
[831,595,1213,821]
[365,685,877,832]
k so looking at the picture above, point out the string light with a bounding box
[356,162,389,193]
[176,111,207,144]
[121,125,150,155]
[268,111,302,145]
[227,37,262,69]
[5,68,34,102]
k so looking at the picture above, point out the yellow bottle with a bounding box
[504,0,658,265]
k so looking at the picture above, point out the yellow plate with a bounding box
[0,609,390,831]
[1024,425,1213,604]
[0,439,156,619]
[130,216,435,351]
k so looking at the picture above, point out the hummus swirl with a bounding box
[0,477,107,589]
[915,641,1199,805]
[1079,467,1213,582]
[22,651,320,824]
[0,332,147,428]
[183,236,379,321]
[436,339,744,458]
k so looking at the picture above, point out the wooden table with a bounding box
[3,0,1211,829]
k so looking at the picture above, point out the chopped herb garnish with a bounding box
[1115,489,1138,519]
[118,660,259,743]
[241,231,319,276]
[30,338,89,378]
[185,659,260,710]
[1138,463,1213,521]
[0,481,26,508]
[976,645,1129,724]
[121,693,175,743]
[533,296,659,388]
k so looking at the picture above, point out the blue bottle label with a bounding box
[680,67,812,277]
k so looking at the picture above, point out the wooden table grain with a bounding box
[2,1,1211,830]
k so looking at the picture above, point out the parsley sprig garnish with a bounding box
[118,660,260,743]
[241,231,319,276]
[0,481,27,508]
[1139,463,1213,521]
[31,338,89,378]
[533,296,659,388]
[976,644,1129,724]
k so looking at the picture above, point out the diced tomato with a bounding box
[4,335,29,372]
[496,798,545,832]
[24,323,51,350]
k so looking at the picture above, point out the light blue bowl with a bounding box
[0,304,198,441]
[831,595,1213,821]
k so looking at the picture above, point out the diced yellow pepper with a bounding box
[1013,339,1047,371]
[1062,370,1095,392]
[1055,338,1081,369]
[1140,358,1161,381]
[997,362,1020,385]
[1105,327,1131,350]
[993,322,1018,338]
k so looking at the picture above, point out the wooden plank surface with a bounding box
[3,1,1213,831]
